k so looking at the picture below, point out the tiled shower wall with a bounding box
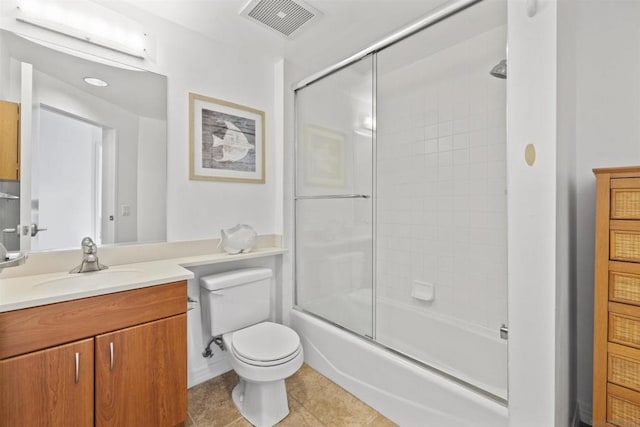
[376,26,507,331]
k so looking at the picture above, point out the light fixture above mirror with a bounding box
[15,0,148,59]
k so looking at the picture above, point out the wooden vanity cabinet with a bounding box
[1,338,95,426]
[0,281,187,427]
[0,100,20,181]
[95,315,187,427]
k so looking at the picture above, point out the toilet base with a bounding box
[231,378,290,427]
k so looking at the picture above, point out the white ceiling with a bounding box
[119,0,449,75]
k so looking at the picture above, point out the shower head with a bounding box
[490,59,507,79]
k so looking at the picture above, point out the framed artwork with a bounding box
[303,124,345,187]
[189,92,265,183]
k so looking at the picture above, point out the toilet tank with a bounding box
[200,268,272,337]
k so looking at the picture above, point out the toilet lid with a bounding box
[231,322,300,362]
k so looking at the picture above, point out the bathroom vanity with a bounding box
[0,238,285,426]
[0,280,187,426]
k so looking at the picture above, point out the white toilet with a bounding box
[200,268,303,427]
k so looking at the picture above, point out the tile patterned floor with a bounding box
[186,364,397,427]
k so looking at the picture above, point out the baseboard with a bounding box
[188,357,232,388]
[571,402,581,427]
[578,398,592,426]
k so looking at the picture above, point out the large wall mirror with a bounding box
[0,29,167,252]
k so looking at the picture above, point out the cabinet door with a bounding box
[0,338,94,426]
[95,314,187,427]
[0,100,19,181]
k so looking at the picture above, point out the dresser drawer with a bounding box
[610,269,640,306]
[611,178,640,220]
[609,343,640,393]
[609,303,640,349]
[611,229,640,263]
[608,383,640,427]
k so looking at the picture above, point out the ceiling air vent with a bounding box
[240,0,322,39]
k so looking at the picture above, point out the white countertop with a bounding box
[0,247,286,313]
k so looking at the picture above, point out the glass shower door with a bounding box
[294,55,374,337]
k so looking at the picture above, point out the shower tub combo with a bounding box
[292,0,509,425]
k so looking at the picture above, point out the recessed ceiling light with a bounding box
[83,77,108,87]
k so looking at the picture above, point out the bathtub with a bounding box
[290,307,508,426]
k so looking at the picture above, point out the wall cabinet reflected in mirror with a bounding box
[0,100,20,252]
[0,100,19,181]
[0,29,168,253]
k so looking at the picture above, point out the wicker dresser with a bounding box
[593,166,640,426]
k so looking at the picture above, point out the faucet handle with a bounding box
[80,237,97,254]
[81,237,94,246]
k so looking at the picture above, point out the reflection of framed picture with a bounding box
[189,92,265,183]
[303,125,345,187]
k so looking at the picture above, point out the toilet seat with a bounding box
[230,322,301,367]
[231,344,302,367]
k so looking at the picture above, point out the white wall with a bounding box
[507,1,559,425]
[574,1,640,422]
[556,0,578,425]
[137,116,167,243]
[145,16,278,241]
[0,32,9,100]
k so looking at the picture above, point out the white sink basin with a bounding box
[32,269,144,293]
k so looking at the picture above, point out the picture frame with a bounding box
[303,124,345,187]
[189,92,265,183]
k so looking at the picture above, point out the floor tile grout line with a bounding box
[222,415,244,427]
[364,412,379,425]
[187,411,198,427]
[286,393,326,426]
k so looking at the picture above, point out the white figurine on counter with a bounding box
[218,224,257,254]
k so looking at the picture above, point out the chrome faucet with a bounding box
[70,237,108,273]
